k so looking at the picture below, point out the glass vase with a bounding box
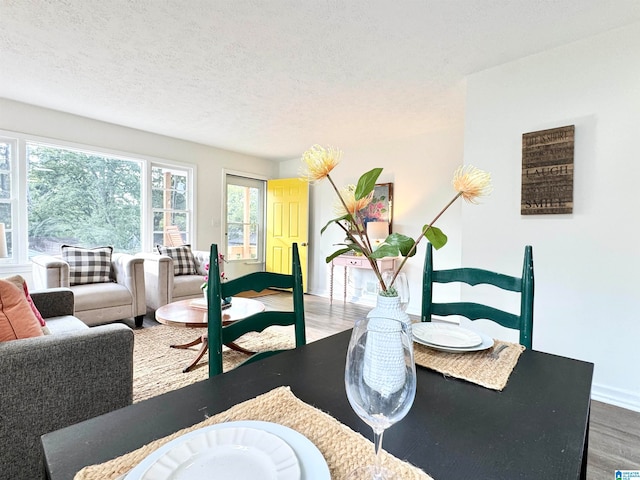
[380,271,410,312]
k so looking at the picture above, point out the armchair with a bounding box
[136,249,209,311]
[31,252,146,327]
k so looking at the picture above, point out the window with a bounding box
[151,165,192,247]
[226,174,264,261]
[0,131,194,265]
[0,139,14,258]
[27,142,142,254]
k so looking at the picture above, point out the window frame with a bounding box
[0,129,195,269]
[223,171,267,265]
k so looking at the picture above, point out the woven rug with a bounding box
[74,386,433,480]
[132,324,295,402]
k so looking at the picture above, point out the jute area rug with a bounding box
[132,324,295,403]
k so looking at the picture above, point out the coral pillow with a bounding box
[4,275,46,327]
[0,279,44,341]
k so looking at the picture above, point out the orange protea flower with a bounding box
[334,184,373,217]
[452,165,493,204]
[300,144,341,182]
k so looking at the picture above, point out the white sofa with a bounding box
[31,253,147,327]
[135,249,209,311]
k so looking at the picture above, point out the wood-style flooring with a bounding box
[130,291,640,479]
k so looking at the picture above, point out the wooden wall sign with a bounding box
[521,125,574,215]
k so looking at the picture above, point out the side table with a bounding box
[330,254,397,304]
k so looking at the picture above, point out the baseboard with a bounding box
[591,383,640,412]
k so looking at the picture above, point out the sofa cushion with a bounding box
[61,245,114,285]
[0,279,45,341]
[71,282,134,311]
[3,275,46,327]
[45,315,90,334]
[157,244,197,276]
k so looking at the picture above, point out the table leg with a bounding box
[171,334,256,373]
[343,266,347,303]
[171,334,208,373]
[170,337,204,350]
[330,262,334,305]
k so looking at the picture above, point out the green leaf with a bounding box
[354,168,383,200]
[326,248,352,263]
[423,225,448,249]
[370,244,400,259]
[320,215,350,235]
[385,232,417,257]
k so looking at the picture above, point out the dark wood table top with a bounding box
[42,330,593,480]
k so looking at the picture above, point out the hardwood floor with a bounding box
[131,291,640,478]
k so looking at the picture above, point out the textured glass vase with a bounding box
[380,270,410,311]
[362,294,413,395]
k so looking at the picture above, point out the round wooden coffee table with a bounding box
[155,297,265,372]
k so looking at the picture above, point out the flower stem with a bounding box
[327,174,387,292]
[389,191,463,287]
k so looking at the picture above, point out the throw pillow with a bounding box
[3,275,46,327]
[157,244,197,276]
[0,279,45,341]
[61,245,114,286]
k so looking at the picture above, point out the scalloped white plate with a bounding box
[413,324,494,353]
[125,421,329,480]
[413,323,482,348]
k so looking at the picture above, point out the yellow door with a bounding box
[266,178,309,292]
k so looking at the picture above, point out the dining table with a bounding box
[41,329,594,480]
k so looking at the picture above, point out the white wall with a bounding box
[463,23,640,411]
[0,98,277,272]
[279,125,466,317]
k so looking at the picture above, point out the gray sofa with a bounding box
[0,288,134,480]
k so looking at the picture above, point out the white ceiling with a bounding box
[2,1,640,160]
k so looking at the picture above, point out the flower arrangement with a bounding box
[300,145,492,296]
[201,253,227,290]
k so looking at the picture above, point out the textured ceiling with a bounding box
[2,1,640,160]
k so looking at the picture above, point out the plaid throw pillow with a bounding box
[157,245,197,276]
[61,245,113,286]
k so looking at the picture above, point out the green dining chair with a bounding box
[206,243,306,377]
[421,243,534,349]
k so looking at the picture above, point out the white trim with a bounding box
[591,382,640,413]
[222,168,267,271]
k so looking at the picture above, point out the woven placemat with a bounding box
[74,386,433,480]
[413,340,525,391]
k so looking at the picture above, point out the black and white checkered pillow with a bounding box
[157,244,197,276]
[61,245,113,286]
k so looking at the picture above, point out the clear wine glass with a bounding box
[345,316,417,479]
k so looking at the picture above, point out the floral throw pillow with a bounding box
[157,244,197,276]
[61,245,114,286]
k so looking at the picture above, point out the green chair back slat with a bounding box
[207,243,306,377]
[422,243,534,349]
[432,268,523,292]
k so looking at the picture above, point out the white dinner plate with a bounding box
[412,323,482,348]
[413,324,494,353]
[125,421,329,480]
